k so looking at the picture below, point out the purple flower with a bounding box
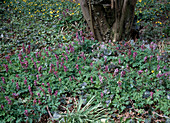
[22,43,25,52]
[55,54,59,60]
[101,92,103,98]
[157,56,161,62]
[157,64,160,71]
[138,70,143,75]
[24,79,27,85]
[1,104,4,110]
[34,62,37,69]
[117,81,122,87]
[24,110,28,117]
[54,90,58,97]
[3,64,8,73]
[38,93,41,98]
[63,65,67,72]
[75,64,79,70]
[38,66,42,73]
[144,56,147,62]
[65,55,68,61]
[33,98,37,105]
[99,75,103,83]
[36,74,39,81]
[114,68,119,76]
[105,65,108,72]
[90,62,93,67]
[150,92,154,99]
[48,88,52,95]
[46,52,49,57]
[82,36,85,42]
[133,52,137,59]
[5,96,11,105]
[38,100,41,105]
[54,71,58,78]
[16,82,19,90]
[128,49,131,56]
[79,71,81,74]
[69,76,72,81]
[118,59,121,64]
[34,80,37,86]
[90,76,93,83]
[141,44,145,51]
[121,71,126,77]
[145,69,148,73]
[1,77,5,84]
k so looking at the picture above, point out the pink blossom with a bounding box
[63,65,67,72]
[128,49,131,56]
[69,76,72,81]
[90,76,93,83]
[150,92,154,99]
[1,104,4,110]
[33,98,37,105]
[157,64,160,71]
[99,75,103,83]
[16,82,19,90]
[114,68,119,76]
[121,71,126,77]
[34,80,37,86]
[24,110,28,117]
[24,79,27,85]
[118,59,121,64]
[105,65,108,72]
[144,56,147,62]
[54,90,58,97]
[101,92,103,98]
[1,77,5,84]
[75,64,79,70]
[133,52,137,59]
[138,70,143,75]
[38,66,42,73]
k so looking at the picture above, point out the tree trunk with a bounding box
[78,0,137,42]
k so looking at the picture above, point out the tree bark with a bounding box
[78,0,137,42]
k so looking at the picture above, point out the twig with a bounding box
[46,106,53,119]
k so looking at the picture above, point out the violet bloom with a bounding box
[118,59,121,64]
[34,62,37,69]
[90,62,93,67]
[117,81,122,87]
[150,92,154,99]
[5,96,11,105]
[128,49,131,56]
[33,98,37,105]
[28,85,33,96]
[141,44,145,51]
[22,43,25,52]
[69,76,72,81]
[34,80,37,86]
[38,100,41,105]
[56,61,59,69]
[54,71,58,78]
[150,55,153,61]
[79,71,81,74]
[1,77,5,84]
[121,71,126,77]
[3,64,8,73]
[55,54,59,60]
[65,55,68,61]
[75,64,79,70]
[46,52,49,57]
[114,68,119,76]
[76,32,79,41]
[27,45,31,54]
[36,74,39,81]
[48,88,52,95]
[105,65,108,72]
[16,82,19,90]
[64,65,67,72]
[1,104,4,110]
[39,51,42,57]
[24,110,28,117]
[133,52,137,59]
[38,93,41,98]
[99,75,103,83]
[35,52,38,58]
[24,79,27,85]
[138,70,143,75]
[90,76,93,83]
[157,56,161,62]
[54,90,58,97]
[38,66,42,73]
[101,92,103,98]
[157,64,160,71]
[144,56,147,63]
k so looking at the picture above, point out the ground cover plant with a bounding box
[0,0,169,122]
